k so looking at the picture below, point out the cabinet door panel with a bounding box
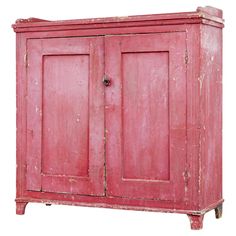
[105,33,187,201]
[26,37,104,195]
[42,54,89,177]
[122,51,169,181]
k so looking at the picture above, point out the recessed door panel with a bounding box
[26,37,105,195]
[42,54,89,177]
[122,51,169,181]
[105,33,187,201]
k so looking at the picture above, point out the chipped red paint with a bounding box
[13,6,224,230]
[26,37,105,195]
[105,33,187,201]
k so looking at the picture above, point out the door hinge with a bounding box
[24,53,28,68]
[185,50,189,64]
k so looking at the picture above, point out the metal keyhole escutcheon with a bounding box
[103,75,111,87]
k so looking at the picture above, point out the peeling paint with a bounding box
[15,6,223,230]
[69,178,77,183]
[198,75,204,95]
[35,106,39,113]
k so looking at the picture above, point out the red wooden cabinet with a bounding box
[13,6,224,230]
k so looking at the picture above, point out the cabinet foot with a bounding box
[46,203,52,206]
[187,214,204,230]
[215,203,223,219]
[16,202,28,215]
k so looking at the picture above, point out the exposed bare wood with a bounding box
[15,17,49,23]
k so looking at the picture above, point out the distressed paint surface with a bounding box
[185,24,201,209]
[26,37,105,195]
[42,54,89,177]
[105,33,187,201]
[199,24,223,209]
[14,6,223,230]
[122,51,169,181]
[12,7,224,33]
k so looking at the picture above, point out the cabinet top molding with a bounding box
[12,6,224,33]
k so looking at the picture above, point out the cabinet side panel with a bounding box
[200,25,223,208]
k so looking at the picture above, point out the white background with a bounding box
[0,0,235,235]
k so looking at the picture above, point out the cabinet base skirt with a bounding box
[16,197,223,229]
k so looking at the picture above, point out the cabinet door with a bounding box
[26,37,105,196]
[105,33,187,201]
